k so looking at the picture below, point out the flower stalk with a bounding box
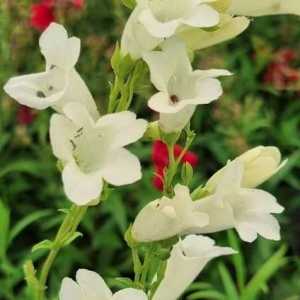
[37,205,87,300]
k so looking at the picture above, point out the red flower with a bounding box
[17,106,36,125]
[263,48,300,90]
[30,1,55,31]
[71,0,84,9]
[152,140,199,191]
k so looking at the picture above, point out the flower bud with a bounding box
[207,146,286,190]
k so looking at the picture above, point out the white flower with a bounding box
[138,0,220,39]
[195,160,284,242]
[143,38,231,132]
[228,0,300,17]
[4,23,99,119]
[50,102,147,206]
[152,235,236,300]
[121,2,163,59]
[132,184,209,242]
[59,269,147,300]
[207,146,287,189]
[121,0,220,59]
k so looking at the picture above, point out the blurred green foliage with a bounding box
[0,1,300,300]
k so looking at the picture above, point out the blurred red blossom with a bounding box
[30,0,85,31]
[152,140,199,191]
[17,106,36,125]
[263,48,300,90]
[30,1,55,31]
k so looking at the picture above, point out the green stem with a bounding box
[38,205,87,300]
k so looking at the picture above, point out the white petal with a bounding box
[39,23,81,69]
[238,189,284,214]
[192,77,223,104]
[143,51,174,91]
[183,4,220,27]
[3,70,66,110]
[138,9,180,38]
[148,92,180,113]
[54,70,99,120]
[100,148,142,186]
[62,161,103,206]
[50,114,76,161]
[113,288,148,300]
[76,269,112,300]
[59,278,82,300]
[63,102,96,129]
[153,235,236,300]
[193,69,232,79]
[96,111,147,149]
[121,4,161,59]
[159,105,196,133]
[180,16,250,50]
[235,214,281,242]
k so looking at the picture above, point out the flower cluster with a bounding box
[4,1,299,299]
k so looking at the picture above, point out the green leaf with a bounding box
[32,240,54,253]
[62,231,83,247]
[23,260,40,300]
[121,0,136,10]
[0,160,42,178]
[0,200,10,259]
[218,263,239,300]
[227,230,246,291]
[9,210,53,246]
[188,290,226,300]
[241,245,288,300]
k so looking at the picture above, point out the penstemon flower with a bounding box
[152,235,236,300]
[121,0,220,59]
[132,184,209,242]
[195,160,284,242]
[50,102,147,205]
[59,269,147,300]
[143,38,231,132]
[228,0,300,17]
[206,146,287,189]
[4,23,99,120]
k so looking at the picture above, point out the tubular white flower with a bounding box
[4,23,99,119]
[195,161,284,243]
[207,146,287,189]
[143,38,231,132]
[179,14,250,51]
[138,0,220,39]
[50,102,147,206]
[132,184,209,242]
[121,0,220,59]
[152,235,236,300]
[228,0,300,17]
[59,269,147,300]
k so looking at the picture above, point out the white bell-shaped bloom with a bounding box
[228,0,300,17]
[132,184,209,242]
[50,102,147,206]
[4,23,99,119]
[152,235,236,300]
[121,0,220,59]
[60,269,148,300]
[121,1,162,59]
[138,0,220,39]
[143,38,230,132]
[207,146,286,189]
[195,161,284,242]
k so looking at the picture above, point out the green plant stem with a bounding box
[38,205,87,300]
